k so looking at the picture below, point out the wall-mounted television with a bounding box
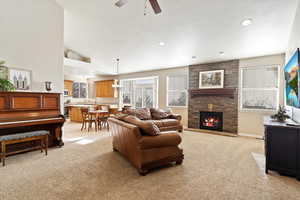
[285,48,300,108]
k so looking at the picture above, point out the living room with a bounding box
[0,0,300,199]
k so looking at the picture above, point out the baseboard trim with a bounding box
[184,128,237,137]
[238,133,264,140]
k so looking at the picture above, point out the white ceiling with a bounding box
[56,0,299,75]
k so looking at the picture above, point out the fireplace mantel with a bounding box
[189,88,237,99]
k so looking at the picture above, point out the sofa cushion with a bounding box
[149,119,180,128]
[0,130,49,141]
[139,133,182,149]
[111,113,129,121]
[122,115,160,136]
[126,108,152,120]
[150,108,172,120]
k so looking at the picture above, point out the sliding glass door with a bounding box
[120,77,158,108]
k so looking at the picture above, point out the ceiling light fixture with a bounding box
[192,56,197,59]
[159,42,165,46]
[112,58,122,88]
[241,18,253,26]
[219,51,225,56]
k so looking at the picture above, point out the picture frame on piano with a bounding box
[8,68,32,91]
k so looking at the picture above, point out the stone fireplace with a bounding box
[188,60,239,134]
[200,111,223,131]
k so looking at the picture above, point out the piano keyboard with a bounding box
[0,117,63,125]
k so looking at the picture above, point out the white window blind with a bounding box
[240,65,279,110]
[167,74,188,107]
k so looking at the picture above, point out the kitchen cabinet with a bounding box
[95,80,117,98]
[64,80,73,96]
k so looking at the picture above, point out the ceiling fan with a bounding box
[115,0,162,15]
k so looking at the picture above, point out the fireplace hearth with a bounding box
[200,111,223,131]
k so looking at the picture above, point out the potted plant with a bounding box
[0,61,15,92]
[0,79,15,91]
[271,105,290,122]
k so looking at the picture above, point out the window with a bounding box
[73,82,87,98]
[240,65,279,111]
[167,74,188,107]
[120,77,158,108]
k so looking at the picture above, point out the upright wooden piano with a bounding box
[0,92,65,152]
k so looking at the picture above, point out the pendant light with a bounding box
[112,58,122,88]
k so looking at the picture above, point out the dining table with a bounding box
[88,109,109,115]
[88,110,110,131]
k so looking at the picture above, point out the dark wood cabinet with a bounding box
[264,117,300,180]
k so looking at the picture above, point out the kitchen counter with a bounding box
[66,104,94,108]
[67,104,120,122]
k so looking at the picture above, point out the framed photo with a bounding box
[199,70,224,89]
[9,68,32,91]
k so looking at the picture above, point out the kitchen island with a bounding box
[66,104,121,123]
[68,105,93,122]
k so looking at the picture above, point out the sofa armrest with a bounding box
[169,114,182,121]
[139,133,182,150]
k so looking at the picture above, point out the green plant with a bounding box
[0,79,15,91]
[271,105,290,122]
[0,60,9,80]
[0,60,5,66]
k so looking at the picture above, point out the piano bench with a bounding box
[0,130,49,167]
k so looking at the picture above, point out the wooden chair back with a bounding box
[81,108,90,121]
[96,105,110,111]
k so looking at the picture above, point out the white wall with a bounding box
[287,0,300,59]
[287,0,300,122]
[238,54,286,136]
[0,0,64,93]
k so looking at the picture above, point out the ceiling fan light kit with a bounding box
[115,0,162,15]
[115,0,128,8]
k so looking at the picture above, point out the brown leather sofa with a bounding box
[108,117,184,175]
[124,108,183,132]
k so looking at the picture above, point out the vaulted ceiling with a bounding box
[56,0,299,75]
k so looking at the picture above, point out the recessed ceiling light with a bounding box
[159,42,165,46]
[241,18,253,26]
[219,51,225,56]
[192,56,197,59]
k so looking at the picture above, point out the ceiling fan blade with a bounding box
[115,0,128,8]
[149,0,162,14]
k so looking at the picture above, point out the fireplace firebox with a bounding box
[199,111,223,131]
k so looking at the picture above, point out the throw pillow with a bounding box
[127,108,152,120]
[150,108,172,120]
[122,115,160,136]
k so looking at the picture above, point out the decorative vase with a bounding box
[45,81,52,92]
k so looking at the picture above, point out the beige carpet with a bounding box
[1,121,300,200]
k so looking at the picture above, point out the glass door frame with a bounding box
[119,76,159,108]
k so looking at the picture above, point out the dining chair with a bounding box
[97,105,110,130]
[81,107,97,132]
